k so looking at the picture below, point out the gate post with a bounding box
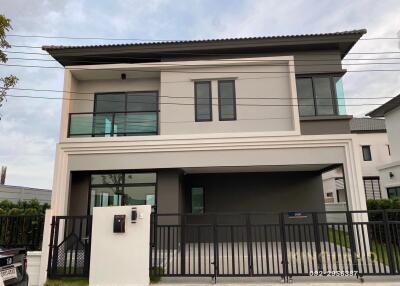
[46,216,56,277]
[382,210,396,274]
[311,212,323,272]
[279,213,288,282]
[51,217,60,278]
[345,211,359,273]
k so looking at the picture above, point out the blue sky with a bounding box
[0,0,399,189]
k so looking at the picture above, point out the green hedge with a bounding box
[367,198,400,211]
[0,199,49,216]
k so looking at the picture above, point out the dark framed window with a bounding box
[296,75,340,117]
[191,187,204,214]
[88,91,159,137]
[194,81,212,122]
[335,177,345,203]
[387,187,400,199]
[89,171,157,214]
[218,80,236,121]
[363,177,381,200]
[362,145,372,161]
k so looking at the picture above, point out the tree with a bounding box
[0,14,18,115]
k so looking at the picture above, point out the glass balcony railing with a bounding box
[68,111,158,137]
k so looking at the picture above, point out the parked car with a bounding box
[0,247,28,286]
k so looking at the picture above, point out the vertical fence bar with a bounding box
[311,212,323,272]
[245,214,254,276]
[346,211,359,273]
[383,210,396,274]
[279,213,288,281]
[180,215,186,275]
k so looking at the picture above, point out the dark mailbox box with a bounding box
[113,215,126,233]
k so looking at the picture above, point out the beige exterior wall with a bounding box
[62,56,301,139]
[160,62,296,135]
[355,132,390,177]
[385,106,400,161]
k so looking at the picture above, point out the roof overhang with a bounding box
[42,29,366,66]
[367,94,400,117]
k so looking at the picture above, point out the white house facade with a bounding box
[323,118,390,204]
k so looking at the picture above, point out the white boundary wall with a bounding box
[89,205,151,286]
[27,251,42,286]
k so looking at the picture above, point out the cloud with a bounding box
[0,0,399,189]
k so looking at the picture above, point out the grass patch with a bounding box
[328,227,350,248]
[45,278,89,286]
[328,227,400,267]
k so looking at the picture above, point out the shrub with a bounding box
[367,198,400,211]
[0,199,49,216]
[8,208,24,215]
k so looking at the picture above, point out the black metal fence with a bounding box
[47,216,92,278]
[0,215,44,250]
[150,210,400,281]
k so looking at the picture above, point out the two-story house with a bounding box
[39,29,400,284]
[41,30,368,219]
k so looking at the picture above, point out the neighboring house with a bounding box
[42,29,368,218]
[322,118,390,203]
[0,184,52,204]
[368,93,400,198]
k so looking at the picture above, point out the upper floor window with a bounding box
[194,81,212,122]
[68,91,158,137]
[363,177,382,200]
[387,186,400,199]
[296,75,342,117]
[362,145,372,161]
[218,80,236,121]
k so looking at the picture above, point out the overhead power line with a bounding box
[1,63,400,74]
[6,87,398,101]
[5,33,400,42]
[4,94,390,108]
[5,56,400,68]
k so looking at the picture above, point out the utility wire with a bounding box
[5,50,400,61]
[5,87,398,101]
[5,34,400,45]
[4,94,389,107]
[2,63,400,74]
[5,57,400,68]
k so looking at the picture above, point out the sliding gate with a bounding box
[150,211,400,281]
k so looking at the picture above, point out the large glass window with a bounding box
[387,187,400,199]
[75,91,159,137]
[194,81,212,121]
[218,80,236,121]
[296,75,340,117]
[363,177,382,200]
[89,172,156,214]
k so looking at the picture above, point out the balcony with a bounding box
[68,111,158,137]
